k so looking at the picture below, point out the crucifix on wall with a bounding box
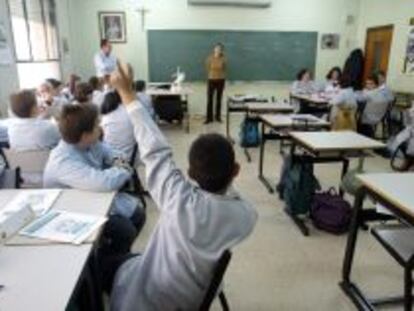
[136,6,150,31]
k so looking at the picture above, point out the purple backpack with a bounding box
[310,188,352,234]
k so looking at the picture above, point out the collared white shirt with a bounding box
[43,140,137,218]
[111,101,257,311]
[359,89,389,125]
[101,105,136,160]
[7,118,60,151]
[94,51,117,78]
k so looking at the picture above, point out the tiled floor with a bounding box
[132,85,403,310]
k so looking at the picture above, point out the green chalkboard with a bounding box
[147,30,318,82]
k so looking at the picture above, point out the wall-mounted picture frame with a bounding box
[98,12,127,43]
[321,34,340,50]
[404,27,414,74]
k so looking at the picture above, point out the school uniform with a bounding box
[92,90,106,107]
[358,89,389,126]
[101,105,136,160]
[137,92,155,119]
[379,84,394,103]
[94,51,117,78]
[110,101,257,311]
[324,79,339,93]
[7,118,60,151]
[290,80,316,95]
[38,96,69,120]
[43,140,138,218]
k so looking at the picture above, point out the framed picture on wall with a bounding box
[98,12,127,43]
[404,27,414,74]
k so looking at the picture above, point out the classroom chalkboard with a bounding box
[147,30,318,82]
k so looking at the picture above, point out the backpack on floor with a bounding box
[281,157,320,215]
[310,188,352,234]
[239,118,260,148]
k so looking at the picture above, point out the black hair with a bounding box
[100,39,109,48]
[296,68,311,81]
[46,78,62,89]
[135,80,146,92]
[326,67,342,80]
[367,74,379,86]
[339,74,353,89]
[101,91,121,115]
[188,133,236,193]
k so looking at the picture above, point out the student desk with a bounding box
[340,173,414,311]
[287,132,385,236]
[240,102,295,162]
[290,93,330,115]
[258,114,330,193]
[147,85,193,133]
[225,96,269,140]
[0,190,116,311]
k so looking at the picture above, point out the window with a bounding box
[7,0,61,88]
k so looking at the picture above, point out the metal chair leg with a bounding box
[218,291,230,311]
[405,267,412,311]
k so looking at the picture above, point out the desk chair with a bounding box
[2,149,50,188]
[371,226,414,311]
[199,250,232,311]
[126,144,147,208]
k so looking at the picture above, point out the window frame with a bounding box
[6,0,61,63]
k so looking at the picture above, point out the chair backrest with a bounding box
[199,250,232,311]
[3,149,50,188]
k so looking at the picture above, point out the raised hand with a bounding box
[111,61,136,106]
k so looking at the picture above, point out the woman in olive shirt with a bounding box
[205,43,227,124]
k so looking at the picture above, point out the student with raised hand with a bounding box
[135,80,155,119]
[376,71,395,103]
[8,90,60,151]
[107,62,257,311]
[291,68,316,95]
[101,91,136,160]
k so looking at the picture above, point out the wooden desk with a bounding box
[287,132,385,236]
[290,93,331,116]
[341,173,414,311]
[0,190,116,311]
[246,102,294,114]
[258,114,330,193]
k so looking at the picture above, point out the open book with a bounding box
[20,210,107,245]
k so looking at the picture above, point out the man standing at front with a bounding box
[94,39,117,78]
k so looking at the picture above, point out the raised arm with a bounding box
[111,62,190,210]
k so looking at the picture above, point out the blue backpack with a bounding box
[239,118,260,148]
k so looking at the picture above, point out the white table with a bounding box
[287,131,385,236]
[258,114,330,193]
[0,190,116,311]
[341,173,414,311]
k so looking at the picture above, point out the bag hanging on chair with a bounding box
[340,158,365,196]
[332,107,357,131]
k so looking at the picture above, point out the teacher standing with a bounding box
[205,43,227,124]
[94,39,117,78]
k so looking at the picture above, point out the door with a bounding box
[364,25,394,81]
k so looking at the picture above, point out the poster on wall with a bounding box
[321,34,340,50]
[0,23,13,66]
[99,12,127,43]
[403,27,414,74]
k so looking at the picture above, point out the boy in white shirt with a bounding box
[357,75,389,137]
[8,90,60,151]
[89,76,106,107]
[37,81,69,119]
[377,71,395,103]
[108,63,257,311]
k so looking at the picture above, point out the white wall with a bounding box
[357,0,414,92]
[67,0,361,81]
